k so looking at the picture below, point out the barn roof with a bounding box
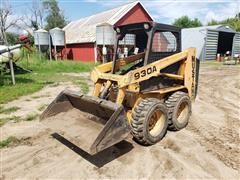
[183,25,236,33]
[63,1,153,44]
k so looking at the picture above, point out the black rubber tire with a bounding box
[131,98,168,145]
[165,91,191,131]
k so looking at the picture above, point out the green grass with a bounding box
[0,113,39,126]
[79,82,89,94]
[0,116,21,126]
[38,104,47,111]
[200,60,223,67]
[0,136,20,149]
[0,77,47,104]
[18,54,94,73]
[0,54,94,104]
[25,113,38,121]
[0,74,89,104]
[0,106,20,114]
[75,79,89,94]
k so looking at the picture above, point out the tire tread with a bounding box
[165,91,190,131]
[131,98,166,145]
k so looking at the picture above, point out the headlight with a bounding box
[144,23,149,30]
[116,28,120,33]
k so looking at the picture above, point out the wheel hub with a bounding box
[177,101,189,124]
[148,109,166,137]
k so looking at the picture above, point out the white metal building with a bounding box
[182,25,240,60]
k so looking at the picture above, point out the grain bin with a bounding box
[96,24,116,45]
[96,24,116,63]
[34,29,50,52]
[49,27,65,46]
[49,27,66,60]
[96,24,135,45]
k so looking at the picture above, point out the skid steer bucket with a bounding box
[40,90,130,155]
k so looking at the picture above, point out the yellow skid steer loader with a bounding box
[41,22,199,155]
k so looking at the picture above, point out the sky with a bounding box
[3,0,240,33]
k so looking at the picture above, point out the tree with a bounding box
[218,18,240,31]
[19,0,45,35]
[31,0,44,30]
[173,16,202,28]
[0,1,20,44]
[5,32,19,45]
[236,12,240,19]
[28,0,45,30]
[43,0,67,30]
[207,19,219,26]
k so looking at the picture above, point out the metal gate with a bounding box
[204,30,219,60]
[232,33,240,56]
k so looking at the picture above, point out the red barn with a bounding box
[63,1,153,62]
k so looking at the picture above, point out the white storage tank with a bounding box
[96,24,116,45]
[49,27,65,46]
[34,29,50,52]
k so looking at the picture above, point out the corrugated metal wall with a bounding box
[181,28,206,60]
[204,30,219,60]
[232,33,240,56]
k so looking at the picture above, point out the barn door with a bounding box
[204,30,219,60]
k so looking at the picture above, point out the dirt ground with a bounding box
[1,66,239,179]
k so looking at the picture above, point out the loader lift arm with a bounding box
[91,47,197,104]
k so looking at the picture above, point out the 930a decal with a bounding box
[134,66,157,80]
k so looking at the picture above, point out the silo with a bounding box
[49,27,65,46]
[96,23,116,63]
[96,24,116,45]
[34,29,50,52]
[49,27,66,60]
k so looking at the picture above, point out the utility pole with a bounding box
[3,31,15,85]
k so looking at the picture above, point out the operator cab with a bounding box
[113,22,181,71]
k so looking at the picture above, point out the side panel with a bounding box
[194,58,200,99]
[232,33,240,56]
[181,28,206,60]
[66,43,95,62]
[204,30,219,60]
